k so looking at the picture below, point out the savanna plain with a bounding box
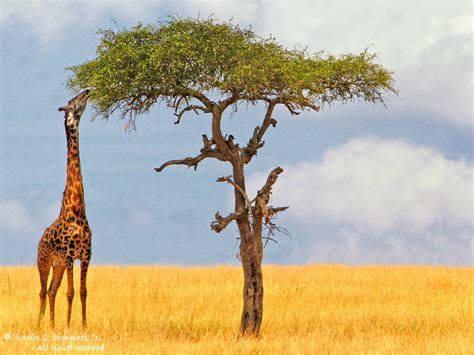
[1,265,472,354]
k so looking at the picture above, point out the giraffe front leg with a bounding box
[80,259,89,329]
[66,260,74,327]
[48,264,66,329]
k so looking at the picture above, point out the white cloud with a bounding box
[259,1,470,59]
[0,0,162,46]
[2,1,470,125]
[0,199,36,236]
[303,229,473,265]
[258,1,472,126]
[402,33,473,126]
[181,0,260,25]
[263,137,473,232]
[249,137,473,264]
[0,198,62,242]
[2,1,76,45]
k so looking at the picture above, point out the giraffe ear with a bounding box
[58,106,66,112]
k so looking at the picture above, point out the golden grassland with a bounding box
[0,265,472,354]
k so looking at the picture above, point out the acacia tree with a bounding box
[67,17,395,335]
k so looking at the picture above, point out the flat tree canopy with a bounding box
[67,17,395,127]
[67,17,395,336]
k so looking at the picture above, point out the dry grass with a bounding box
[0,265,472,354]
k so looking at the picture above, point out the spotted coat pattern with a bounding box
[37,90,92,329]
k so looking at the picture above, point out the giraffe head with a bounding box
[58,89,91,127]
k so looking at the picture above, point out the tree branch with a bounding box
[256,101,278,143]
[211,209,244,233]
[216,175,253,212]
[253,167,285,223]
[286,103,300,115]
[263,221,291,248]
[173,104,210,124]
[189,91,215,110]
[155,139,227,172]
[243,100,278,163]
[154,154,209,172]
[211,107,232,157]
[303,102,320,112]
[267,206,289,215]
[258,166,284,196]
[218,90,240,111]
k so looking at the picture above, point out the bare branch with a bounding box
[211,209,244,233]
[216,175,253,212]
[243,101,278,163]
[253,167,285,222]
[304,102,320,111]
[211,107,232,157]
[189,91,215,109]
[263,235,278,247]
[267,206,289,215]
[155,149,225,173]
[284,102,301,116]
[201,134,215,150]
[259,167,284,196]
[225,134,240,152]
[154,154,206,172]
[173,95,186,110]
[218,90,240,111]
[263,221,291,248]
[155,128,230,173]
[174,104,210,124]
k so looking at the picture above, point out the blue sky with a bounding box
[0,0,472,266]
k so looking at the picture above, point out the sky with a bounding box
[0,0,472,266]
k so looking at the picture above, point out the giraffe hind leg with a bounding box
[37,256,51,327]
[66,260,74,327]
[47,264,66,329]
[80,259,89,329]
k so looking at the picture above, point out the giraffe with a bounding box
[37,89,92,329]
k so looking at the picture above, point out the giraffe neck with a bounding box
[60,121,86,218]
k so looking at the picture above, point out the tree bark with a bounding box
[232,159,264,336]
[156,101,285,337]
[239,222,264,336]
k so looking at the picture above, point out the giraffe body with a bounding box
[37,90,92,329]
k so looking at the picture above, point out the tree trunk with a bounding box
[232,160,264,336]
[239,226,264,336]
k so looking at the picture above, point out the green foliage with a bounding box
[67,17,395,121]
